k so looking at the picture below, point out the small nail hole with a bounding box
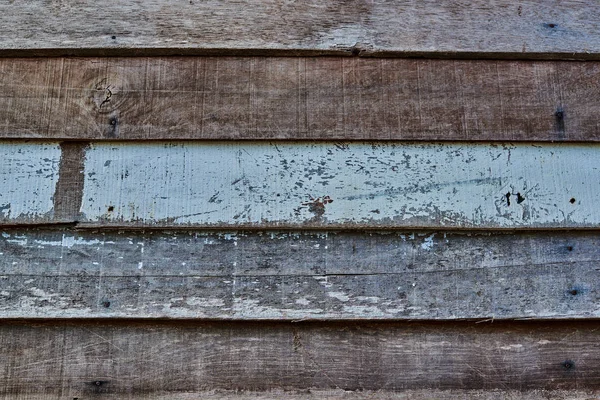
[569,289,578,296]
[570,198,576,204]
[111,35,116,40]
[94,381,103,386]
[547,23,556,28]
[562,360,574,370]
[102,301,111,308]
[567,246,573,252]
[107,206,114,212]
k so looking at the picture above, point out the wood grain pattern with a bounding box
[0,320,599,396]
[1,229,597,320]
[8,390,597,400]
[1,1,599,58]
[1,57,599,141]
[77,142,599,229]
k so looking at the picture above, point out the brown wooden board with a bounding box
[1,57,599,141]
[1,1,599,58]
[6,390,597,400]
[1,229,597,320]
[0,320,599,396]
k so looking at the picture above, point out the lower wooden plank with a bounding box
[2,389,598,400]
[1,229,598,320]
[0,320,599,395]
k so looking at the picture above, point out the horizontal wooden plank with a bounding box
[3,141,600,228]
[1,57,598,141]
[1,320,599,396]
[6,390,597,400]
[1,1,599,58]
[1,229,597,320]
[77,142,599,229]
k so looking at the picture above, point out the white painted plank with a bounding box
[80,142,598,228]
[0,143,61,223]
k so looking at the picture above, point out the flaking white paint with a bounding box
[0,143,60,222]
[80,142,600,228]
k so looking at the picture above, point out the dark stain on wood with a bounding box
[52,142,88,222]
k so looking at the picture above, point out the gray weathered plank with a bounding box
[1,1,599,58]
[1,57,597,141]
[0,320,599,396]
[1,229,597,320]
[7,390,597,400]
[77,142,600,229]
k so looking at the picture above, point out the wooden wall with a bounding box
[1,1,600,398]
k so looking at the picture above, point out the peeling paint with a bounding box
[79,142,600,228]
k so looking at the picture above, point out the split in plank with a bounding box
[0,1,599,58]
[0,320,599,395]
[1,57,599,141]
[0,229,597,320]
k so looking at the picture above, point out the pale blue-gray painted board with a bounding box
[80,142,597,228]
[0,143,60,223]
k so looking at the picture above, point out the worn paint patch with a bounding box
[0,143,61,223]
[80,142,600,228]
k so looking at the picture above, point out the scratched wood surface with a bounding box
[1,1,599,58]
[1,57,598,141]
[0,320,598,395]
[8,390,598,400]
[76,142,598,229]
[0,229,597,320]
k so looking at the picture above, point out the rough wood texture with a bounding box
[1,57,599,141]
[77,142,599,229]
[7,390,597,400]
[1,1,599,58]
[1,229,597,320]
[0,320,599,396]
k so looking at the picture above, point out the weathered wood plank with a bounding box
[1,1,599,58]
[1,57,598,141]
[75,142,600,229]
[0,143,60,224]
[1,229,597,320]
[0,320,599,395]
[6,390,597,400]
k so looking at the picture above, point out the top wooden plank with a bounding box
[1,0,599,59]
